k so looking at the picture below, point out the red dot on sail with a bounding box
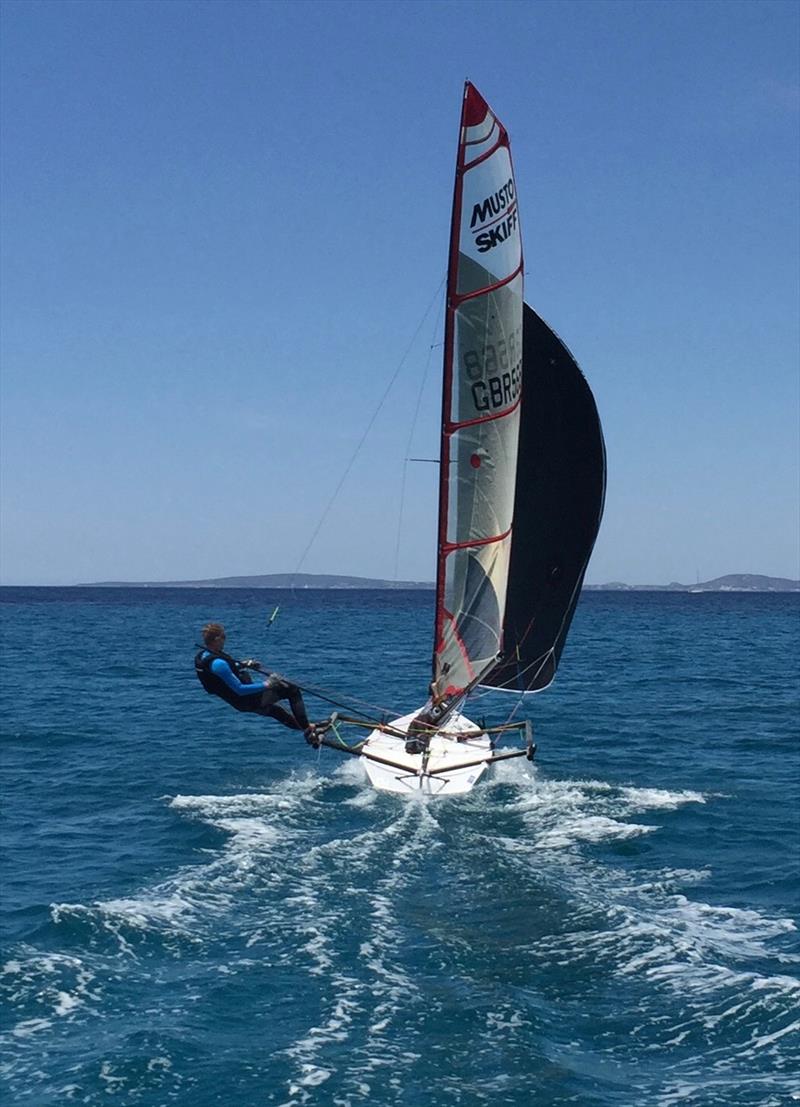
[470,453,482,469]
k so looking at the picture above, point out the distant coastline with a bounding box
[85,573,433,590]
[582,573,799,593]
[74,572,800,592]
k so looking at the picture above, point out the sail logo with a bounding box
[469,178,518,254]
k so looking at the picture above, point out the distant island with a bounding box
[582,574,799,593]
[88,572,433,590]
[86,572,799,592]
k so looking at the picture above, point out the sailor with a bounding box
[194,622,322,745]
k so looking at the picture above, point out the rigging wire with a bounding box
[291,674,419,725]
[291,276,446,584]
[297,670,529,745]
[392,287,445,582]
[295,660,531,744]
[244,660,399,723]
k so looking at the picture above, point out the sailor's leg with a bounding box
[264,676,311,731]
[258,700,303,731]
[285,686,311,731]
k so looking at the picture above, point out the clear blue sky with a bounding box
[1,0,798,585]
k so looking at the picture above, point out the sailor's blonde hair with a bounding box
[202,622,225,646]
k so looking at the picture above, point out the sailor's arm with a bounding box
[209,658,266,697]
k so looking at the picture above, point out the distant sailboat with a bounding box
[322,82,606,794]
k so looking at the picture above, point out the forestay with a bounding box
[433,82,524,704]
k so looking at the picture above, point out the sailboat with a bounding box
[320,82,606,794]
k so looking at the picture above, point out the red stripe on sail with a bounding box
[433,85,471,682]
[436,607,476,683]
[446,395,521,434]
[464,120,497,147]
[441,525,513,554]
[463,133,509,171]
[452,261,524,307]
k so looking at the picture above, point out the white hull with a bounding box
[361,711,493,795]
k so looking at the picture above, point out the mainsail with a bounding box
[432,82,524,705]
[431,83,606,710]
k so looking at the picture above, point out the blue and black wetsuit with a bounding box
[194,650,311,732]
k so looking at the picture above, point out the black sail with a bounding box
[483,302,606,692]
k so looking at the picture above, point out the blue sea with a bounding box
[1,587,798,1106]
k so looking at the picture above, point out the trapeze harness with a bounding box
[194,649,263,713]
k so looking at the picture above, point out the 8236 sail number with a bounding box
[462,337,522,413]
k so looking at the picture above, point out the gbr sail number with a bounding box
[463,337,522,414]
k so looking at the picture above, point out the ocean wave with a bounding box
[0,949,99,1040]
[5,758,796,1106]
